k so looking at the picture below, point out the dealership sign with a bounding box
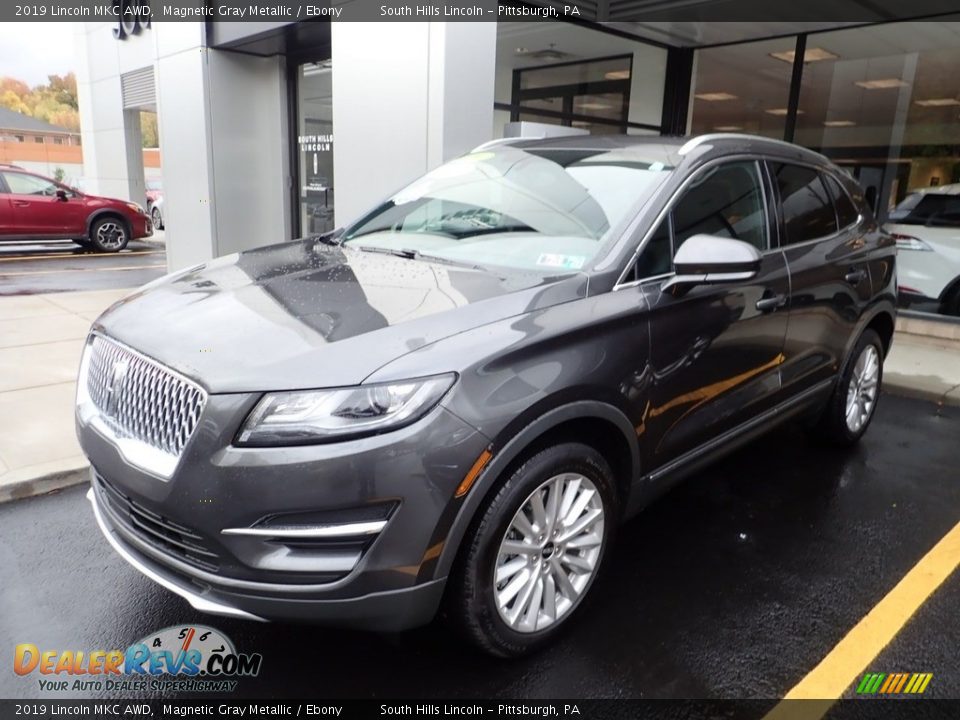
[112,0,152,40]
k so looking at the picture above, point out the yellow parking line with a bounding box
[0,250,162,263]
[763,518,960,719]
[0,263,166,276]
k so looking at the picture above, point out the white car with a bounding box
[885,183,960,316]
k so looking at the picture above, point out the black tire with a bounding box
[88,216,129,252]
[808,328,884,446]
[151,206,164,230]
[448,441,618,657]
[942,284,960,317]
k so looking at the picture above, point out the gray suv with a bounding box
[77,134,896,657]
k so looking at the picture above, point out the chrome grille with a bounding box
[85,335,206,460]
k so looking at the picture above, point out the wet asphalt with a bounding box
[0,236,167,295]
[1,393,957,700]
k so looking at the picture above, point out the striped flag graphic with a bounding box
[856,672,932,694]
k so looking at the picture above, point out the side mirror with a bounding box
[55,189,69,202]
[662,234,762,297]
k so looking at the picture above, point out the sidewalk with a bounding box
[0,289,133,503]
[0,293,957,504]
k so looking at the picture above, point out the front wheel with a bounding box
[151,205,163,230]
[448,442,617,657]
[89,217,129,252]
[809,328,884,446]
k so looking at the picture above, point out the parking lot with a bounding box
[0,233,167,295]
[1,393,957,701]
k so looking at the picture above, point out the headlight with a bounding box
[235,374,456,446]
[891,233,932,251]
[125,202,145,215]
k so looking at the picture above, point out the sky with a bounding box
[0,23,77,86]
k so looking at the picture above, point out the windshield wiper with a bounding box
[355,245,417,259]
[355,245,491,273]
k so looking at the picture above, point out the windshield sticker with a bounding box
[537,253,586,270]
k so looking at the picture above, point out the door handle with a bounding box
[845,268,867,286]
[12,200,29,207]
[756,293,787,312]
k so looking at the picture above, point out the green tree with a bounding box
[0,74,80,133]
[140,111,159,148]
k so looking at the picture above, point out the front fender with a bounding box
[425,399,639,581]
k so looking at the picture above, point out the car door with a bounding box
[0,170,68,237]
[0,174,14,236]
[629,160,790,471]
[769,163,873,395]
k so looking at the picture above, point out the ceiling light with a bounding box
[605,70,631,80]
[576,102,613,110]
[714,125,744,131]
[764,108,804,116]
[855,78,909,89]
[694,92,738,102]
[770,47,839,64]
[914,98,960,107]
[824,120,856,127]
[515,47,527,53]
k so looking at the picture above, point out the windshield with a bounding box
[341,145,674,272]
[889,192,960,228]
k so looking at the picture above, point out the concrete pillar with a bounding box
[156,42,289,271]
[331,22,496,226]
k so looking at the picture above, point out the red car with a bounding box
[0,164,152,252]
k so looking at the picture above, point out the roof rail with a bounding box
[678,133,829,162]
[470,137,530,153]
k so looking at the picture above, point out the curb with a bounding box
[0,466,89,505]
[884,378,960,409]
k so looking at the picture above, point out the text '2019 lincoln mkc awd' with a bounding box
[78,134,896,656]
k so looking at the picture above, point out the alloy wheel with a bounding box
[845,344,880,433]
[96,222,126,250]
[494,472,605,633]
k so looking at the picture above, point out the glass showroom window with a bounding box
[514,55,633,135]
[792,20,960,318]
[297,60,335,236]
[689,37,798,139]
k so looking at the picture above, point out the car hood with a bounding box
[92,239,587,393]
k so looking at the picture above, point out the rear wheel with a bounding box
[89,217,129,252]
[809,328,884,446]
[448,442,617,657]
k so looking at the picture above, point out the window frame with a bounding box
[823,173,863,232]
[615,156,774,289]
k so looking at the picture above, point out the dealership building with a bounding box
[75,14,960,299]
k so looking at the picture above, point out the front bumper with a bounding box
[87,485,447,629]
[79,393,490,630]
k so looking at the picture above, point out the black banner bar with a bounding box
[2,700,960,720]
[4,0,960,23]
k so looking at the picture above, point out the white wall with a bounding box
[207,51,291,256]
[76,22,291,272]
[332,22,496,226]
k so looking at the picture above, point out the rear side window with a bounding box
[772,164,838,244]
[824,175,860,228]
